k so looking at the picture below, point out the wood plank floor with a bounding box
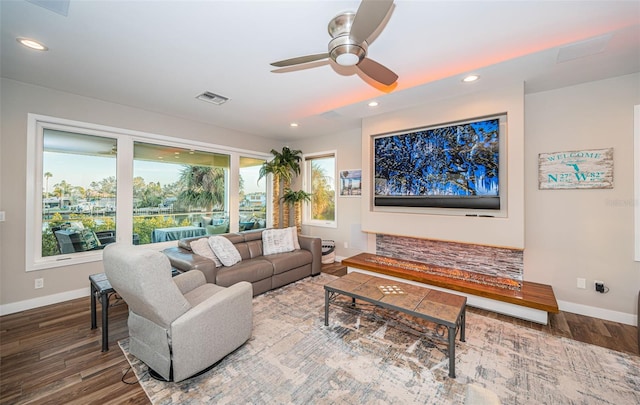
[1,263,637,404]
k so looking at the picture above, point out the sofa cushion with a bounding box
[246,239,264,259]
[215,259,274,287]
[224,233,245,244]
[190,237,222,267]
[208,236,242,266]
[263,249,312,275]
[263,228,296,255]
[243,229,264,242]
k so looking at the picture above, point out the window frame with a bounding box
[302,150,337,228]
[26,114,270,271]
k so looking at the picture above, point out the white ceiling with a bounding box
[1,1,639,142]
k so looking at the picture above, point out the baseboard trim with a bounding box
[2,278,635,327]
[0,287,90,316]
[557,300,637,326]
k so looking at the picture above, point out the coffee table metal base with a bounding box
[324,273,466,378]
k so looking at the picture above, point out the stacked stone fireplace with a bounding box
[375,234,524,291]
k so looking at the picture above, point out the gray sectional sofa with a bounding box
[162,229,322,296]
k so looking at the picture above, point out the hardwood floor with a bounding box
[1,263,637,404]
[0,294,148,405]
[326,262,639,354]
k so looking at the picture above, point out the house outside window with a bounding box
[303,151,337,227]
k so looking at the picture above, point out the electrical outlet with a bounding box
[35,278,44,289]
[595,281,605,293]
[576,278,586,289]
[343,242,348,249]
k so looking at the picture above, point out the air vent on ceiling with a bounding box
[556,34,612,64]
[320,110,344,120]
[196,91,229,105]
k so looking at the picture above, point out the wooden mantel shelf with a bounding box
[342,253,559,315]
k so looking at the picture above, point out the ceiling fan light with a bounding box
[336,53,361,66]
[329,36,367,66]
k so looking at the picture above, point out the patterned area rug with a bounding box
[120,274,640,404]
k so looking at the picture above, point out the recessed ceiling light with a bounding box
[290,123,299,127]
[368,101,379,107]
[462,75,479,83]
[17,37,48,51]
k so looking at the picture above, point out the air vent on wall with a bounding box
[196,91,229,105]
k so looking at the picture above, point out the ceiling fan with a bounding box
[270,0,398,86]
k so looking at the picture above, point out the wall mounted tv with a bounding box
[373,115,505,210]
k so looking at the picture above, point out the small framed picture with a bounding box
[339,169,361,197]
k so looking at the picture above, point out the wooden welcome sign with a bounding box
[538,148,613,190]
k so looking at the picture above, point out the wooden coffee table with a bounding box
[324,272,466,378]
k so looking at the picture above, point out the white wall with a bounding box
[0,78,281,313]
[295,74,639,324]
[524,73,640,323]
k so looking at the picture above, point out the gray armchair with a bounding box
[103,244,253,382]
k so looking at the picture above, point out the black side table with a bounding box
[89,273,115,352]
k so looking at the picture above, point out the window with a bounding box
[40,129,118,258]
[26,114,270,270]
[239,156,268,232]
[303,152,336,227]
[133,142,230,244]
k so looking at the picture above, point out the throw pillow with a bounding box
[190,237,222,267]
[263,228,296,255]
[288,226,301,250]
[208,236,242,266]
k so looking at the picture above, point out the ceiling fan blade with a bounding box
[270,53,329,67]
[350,0,394,44]
[357,57,398,86]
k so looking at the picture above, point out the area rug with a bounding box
[120,274,640,404]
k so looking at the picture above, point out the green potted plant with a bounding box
[281,188,311,231]
[258,147,303,228]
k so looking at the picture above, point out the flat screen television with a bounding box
[373,115,504,210]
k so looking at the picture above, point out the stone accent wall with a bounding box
[376,234,523,282]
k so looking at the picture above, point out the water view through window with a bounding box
[42,129,118,257]
[41,130,268,257]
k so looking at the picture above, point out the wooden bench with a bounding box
[342,253,559,325]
